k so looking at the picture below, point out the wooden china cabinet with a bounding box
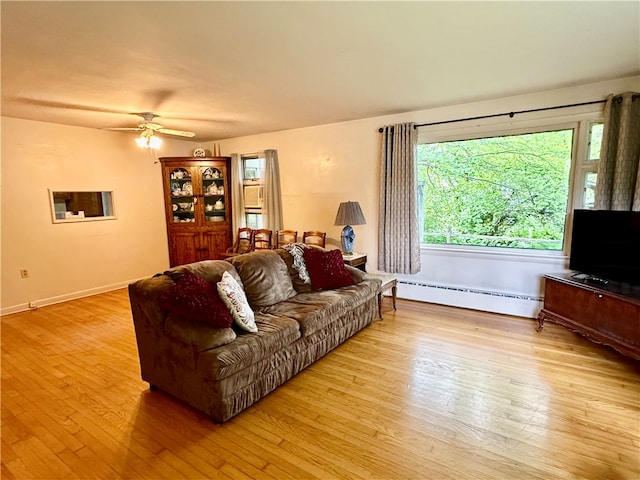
[159,157,232,267]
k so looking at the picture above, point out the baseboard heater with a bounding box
[398,280,543,302]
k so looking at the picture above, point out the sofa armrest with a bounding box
[128,274,176,332]
[345,264,367,284]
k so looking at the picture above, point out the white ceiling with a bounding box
[2,1,639,142]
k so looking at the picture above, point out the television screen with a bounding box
[569,209,640,285]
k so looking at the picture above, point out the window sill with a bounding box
[420,243,568,264]
[53,216,117,224]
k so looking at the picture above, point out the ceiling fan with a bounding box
[107,112,196,138]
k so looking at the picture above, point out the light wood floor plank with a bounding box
[2,290,639,479]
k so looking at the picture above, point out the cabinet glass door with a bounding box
[168,167,196,224]
[201,166,226,224]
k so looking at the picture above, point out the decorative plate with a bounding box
[183,181,193,194]
[193,148,206,157]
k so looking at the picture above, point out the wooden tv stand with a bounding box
[537,273,640,360]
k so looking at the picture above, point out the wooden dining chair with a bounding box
[224,227,253,257]
[276,229,298,248]
[302,230,326,248]
[252,229,273,250]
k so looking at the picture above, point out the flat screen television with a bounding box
[569,209,640,286]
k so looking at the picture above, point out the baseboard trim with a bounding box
[4,277,543,319]
[1,279,143,316]
[395,280,543,319]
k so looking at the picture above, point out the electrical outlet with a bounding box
[20,269,29,278]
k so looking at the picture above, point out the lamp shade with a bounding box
[334,201,366,226]
[334,201,366,255]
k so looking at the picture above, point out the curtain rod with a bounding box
[377,99,606,133]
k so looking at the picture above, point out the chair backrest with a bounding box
[303,230,326,248]
[235,227,253,254]
[252,229,273,250]
[276,229,298,248]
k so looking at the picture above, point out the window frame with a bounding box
[241,153,265,229]
[571,121,603,211]
[417,110,603,258]
[49,189,117,224]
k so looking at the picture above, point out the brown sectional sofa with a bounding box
[129,249,381,423]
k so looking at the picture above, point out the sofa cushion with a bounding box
[217,271,258,333]
[165,314,237,351]
[229,250,296,306]
[159,271,233,328]
[165,259,242,285]
[197,313,301,381]
[259,279,380,337]
[303,248,354,290]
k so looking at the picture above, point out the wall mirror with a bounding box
[49,190,116,223]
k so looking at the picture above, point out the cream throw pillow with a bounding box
[217,271,258,333]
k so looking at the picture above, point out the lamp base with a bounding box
[341,225,355,255]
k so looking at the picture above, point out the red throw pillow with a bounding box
[159,271,233,328]
[302,248,354,290]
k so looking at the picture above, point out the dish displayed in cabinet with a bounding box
[202,168,222,180]
[170,169,191,180]
[205,183,224,195]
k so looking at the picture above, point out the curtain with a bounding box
[230,153,246,240]
[378,122,421,274]
[594,92,640,211]
[263,149,284,232]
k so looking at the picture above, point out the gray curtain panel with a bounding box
[230,153,246,236]
[378,123,421,274]
[594,92,640,211]
[263,149,284,232]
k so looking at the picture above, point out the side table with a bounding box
[342,253,367,272]
[365,273,398,319]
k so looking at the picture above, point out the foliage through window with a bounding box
[417,129,574,250]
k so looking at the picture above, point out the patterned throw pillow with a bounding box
[302,248,355,290]
[159,271,233,328]
[281,242,311,283]
[216,271,258,333]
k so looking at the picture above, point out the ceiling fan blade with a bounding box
[12,97,130,115]
[139,122,163,130]
[104,127,143,132]
[157,128,196,137]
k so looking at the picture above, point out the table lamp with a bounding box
[334,201,366,255]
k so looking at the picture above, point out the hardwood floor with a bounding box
[2,290,639,479]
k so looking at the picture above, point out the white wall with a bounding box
[0,117,198,314]
[2,76,637,317]
[215,76,640,318]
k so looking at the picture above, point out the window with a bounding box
[241,154,265,229]
[418,119,598,251]
[588,123,603,161]
[580,122,603,209]
[50,190,116,223]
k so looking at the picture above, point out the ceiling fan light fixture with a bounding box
[135,129,163,149]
